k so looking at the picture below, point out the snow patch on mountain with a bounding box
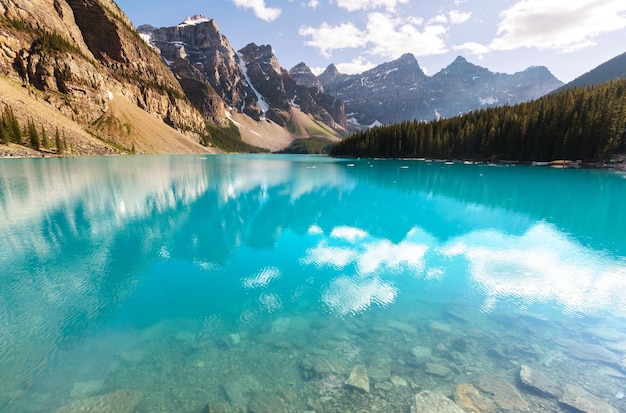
[479,96,498,105]
[237,53,269,118]
[178,15,211,27]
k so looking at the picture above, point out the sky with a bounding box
[115,0,626,83]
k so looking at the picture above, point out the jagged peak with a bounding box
[291,62,310,70]
[396,53,418,64]
[323,64,340,76]
[435,55,488,77]
[523,65,550,73]
[447,56,477,68]
[178,15,212,27]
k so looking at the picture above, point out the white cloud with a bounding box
[309,66,326,76]
[334,0,409,12]
[232,0,281,22]
[428,14,448,25]
[300,12,449,59]
[490,0,626,52]
[299,22,366,57]
[449,10,472,24]
[454,42,491,58]
[306,0,319,8]
[336,57,377,75]
[366,12,448,58]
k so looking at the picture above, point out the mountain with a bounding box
[0,0,212,156]
[139,17,347,150]
[289,62,323,93]
[331,77,626,163]
[317,54,563,126]
[555,50,626,92]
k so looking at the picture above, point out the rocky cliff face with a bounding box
[238,43,346,129]
[289,62,323,93]
[142,18,346,131]
[430,56,563,119]
[319,53,430,126]
[144,16,260,122]
[318,54,563,126]
[0,0,207,154]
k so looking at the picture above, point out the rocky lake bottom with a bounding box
[9,298,626,413]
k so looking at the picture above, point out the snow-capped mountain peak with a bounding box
[178,15,211,27]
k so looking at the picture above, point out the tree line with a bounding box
[331,78,626,162]
[1,106,68,154]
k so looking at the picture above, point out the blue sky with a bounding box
[115,0,626,83]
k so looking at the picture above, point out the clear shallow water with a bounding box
[0,154,625,412]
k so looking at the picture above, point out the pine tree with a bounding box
[41,126,50,149]
[28,120,40,150]
[55,127,64,155]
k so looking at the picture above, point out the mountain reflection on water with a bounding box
[0,154,625,412]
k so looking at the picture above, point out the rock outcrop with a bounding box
[239,43,346,129]
[142,18,346,135]
[289,62,323,92]
[144,16,256,122]
[0,0,209,155]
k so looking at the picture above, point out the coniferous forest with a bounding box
[331,79,626,162]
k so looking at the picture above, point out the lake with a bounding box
[1,154,625,412]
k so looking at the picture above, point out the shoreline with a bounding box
[2,145,626,171]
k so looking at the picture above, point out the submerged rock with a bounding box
[70,379,104,399]
[561,340,622,369]
[271,317,291,334]
[425,362,452,377]
[200,400,232,413]
[300,355,352,380]
[451,337,468,353]
[368,357,392,382]
[54,390,141,413]
[410,390,465,413]
[558,384,619,413]
[345,365,370,393]
[518,364,562,399]
[223,375,259,407]
[223,333,241,347]
[410,345,432,359]
[455,383,496,413]
[390,375,408,387]
[478,375,530,411]
[248,392,287,413]
[429,321,452,333]
[388,320,418,335]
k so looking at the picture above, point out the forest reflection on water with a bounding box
[0,154,625,412]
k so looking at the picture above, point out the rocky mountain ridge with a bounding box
[315,54,564,126]
[139,16,347,143]
[555,50,626,92]
[0,0,211,155]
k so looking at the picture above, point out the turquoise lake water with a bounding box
[1,154,625,412]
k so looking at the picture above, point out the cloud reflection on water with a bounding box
[442,222,626,316]
[301,220,626,318]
